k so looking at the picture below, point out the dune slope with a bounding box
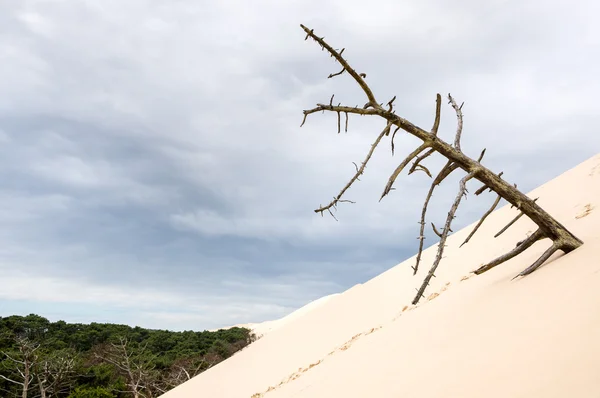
[162,153,600,398]
[221,293,340,338]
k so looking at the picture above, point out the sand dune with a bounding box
[217,293,341,338]
[162,153,600,398]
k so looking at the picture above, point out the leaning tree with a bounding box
[298,24,583,304]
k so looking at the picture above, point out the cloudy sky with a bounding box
[0,0,598,331]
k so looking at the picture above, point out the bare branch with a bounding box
[413,172,476,304]
[327,208,338,221]
[473,229,546,275]
[387,95,396,112]
[431,93,442,136]
[301,103,382,135]
[344,112,348,133]
[494,198,539,237]
[431,223,442,238]
[412,161,459,274]
[328,68,345,79]
[300,112,308,128]
[315,122,392,214]
[460,194,502,247]
[513,242,560,279]
[380,143,431,200]
[2,351,27,365]
[408,148,435,175]
[0,374,25,387]
[301,24,379,108]
[390,126,401,155]
[477,148,486,162]
[400,95,442,175]
[303,103,380,120]
[447,94,464,151]
[413,163,432,178]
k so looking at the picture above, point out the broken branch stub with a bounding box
[299,24,583,304]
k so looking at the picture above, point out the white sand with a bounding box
[162,153,600,398]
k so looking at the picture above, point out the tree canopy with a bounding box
[0,314,256,398]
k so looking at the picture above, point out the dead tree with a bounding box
[35,349,78,398]
[152,353,219,394]
[94,337,156,398]
[298,24,583,304]
[0,335,40,398]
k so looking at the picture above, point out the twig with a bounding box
[345,112,348,132]
[460,194,502,247]
[431,222,442,238]
[408,148,435,175]
[477,148,486,162]
[328,68,345,78]
[380,143,431,200]
[413,172,475,304]
[447,94,464,151]
[431,94,442,136]
[315,122,392,214]
[301,24,379,108]
[387,95,396,112]
[391,126,401,155]
[413,163,432,178]
[303,104,381,119]
[494,198,539,237]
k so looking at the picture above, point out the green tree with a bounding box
[67,386,116,398]
[0,315,256,397]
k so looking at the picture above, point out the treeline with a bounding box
[0,314,257,398]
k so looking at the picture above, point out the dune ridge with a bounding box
[215,293,341,338]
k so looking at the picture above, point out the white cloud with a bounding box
[0,269,325,330]
[0,272,180,308]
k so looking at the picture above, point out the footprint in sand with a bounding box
[425,281,452,302]
[427,292,440,301]
[251,326,382,397]
[575,203,594,219]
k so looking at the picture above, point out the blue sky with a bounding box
[0,0,599,331]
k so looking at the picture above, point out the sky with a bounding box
[0,0,599,332]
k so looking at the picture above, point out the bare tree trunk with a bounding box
[0,336,39,398]
[22,366,29,398]
[94,337,156,398]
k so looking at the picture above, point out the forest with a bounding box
[0,314,256,398]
